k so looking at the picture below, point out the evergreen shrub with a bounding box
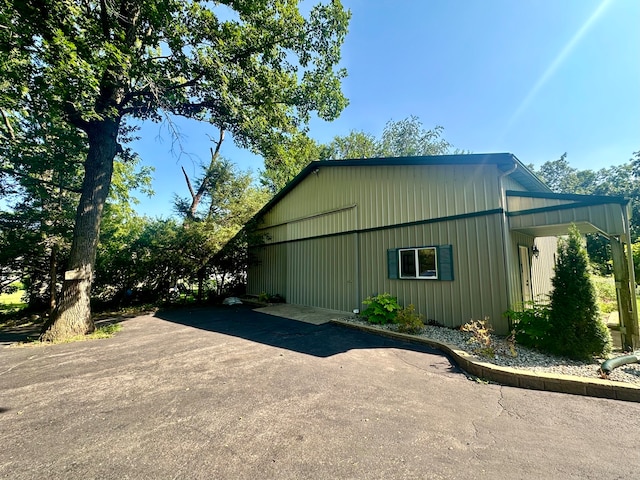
[547,225,612,360]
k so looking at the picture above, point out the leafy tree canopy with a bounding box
[260,115,456,192]
[1,0,351,341]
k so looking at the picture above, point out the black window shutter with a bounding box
[387,249,399,279]
[438,245,454,281]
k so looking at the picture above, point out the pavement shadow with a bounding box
[0,324,41,345]
[155,304,460,369]
[0,312,143,346]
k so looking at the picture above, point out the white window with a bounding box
[399,247,437,279]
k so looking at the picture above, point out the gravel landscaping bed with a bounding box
[339,316,640,386]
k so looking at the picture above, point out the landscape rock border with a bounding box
[331,319,640,403]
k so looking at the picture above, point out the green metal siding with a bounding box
[509,203,625,236]
[359,212,509,332]
[247,243,287,298]
[286,235,356,312]
[258,164,502,236]
[249,163,513,331]
[531,236,557,301]
[502,175,530,192]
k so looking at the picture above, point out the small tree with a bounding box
[548,225,612,359]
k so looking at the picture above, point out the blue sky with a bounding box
[131,0,640,217]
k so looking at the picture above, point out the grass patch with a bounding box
[0,289,27,314]
[10,322,123,347]
[56,322,124,343]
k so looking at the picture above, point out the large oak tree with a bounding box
[1,0,350,341]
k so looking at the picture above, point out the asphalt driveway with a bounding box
[2,305,640,479]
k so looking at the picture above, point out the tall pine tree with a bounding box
[549,225,612,359]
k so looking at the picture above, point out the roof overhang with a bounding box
[506,190,630,238]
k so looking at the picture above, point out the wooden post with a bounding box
[610,237,637,351]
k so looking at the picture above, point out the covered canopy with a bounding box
[506,190,638,350]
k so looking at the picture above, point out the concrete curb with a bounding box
[331,319,640,403]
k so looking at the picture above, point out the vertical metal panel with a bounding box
[286,235,356,312]
[502,175,530,192]
[260,164,502,234]
[507,195,573,211]
[249,163,525,331]
[358,212,510,333]
[508,233,557,306]
[247,244,287,297]
[507,231,528,308]
[530,236,557,301]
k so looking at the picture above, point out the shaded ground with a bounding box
[2,305,640,479]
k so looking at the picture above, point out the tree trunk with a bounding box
[197,267,205,303]
[40,119,119,341]
[49,242,58,314]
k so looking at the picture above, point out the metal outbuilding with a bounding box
[247,154,638,347]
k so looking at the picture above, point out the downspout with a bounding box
[498,161,518,327]
[354,204,361,313]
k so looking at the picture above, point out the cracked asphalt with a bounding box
[2,305,640,479]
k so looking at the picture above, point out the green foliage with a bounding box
[259,115,457,193]
[362,293,401,325]
[323,130,379,160]
[395,304,424,334]
[533,151,640,275]
[548,225,612,360]
[93,155,268,306]
[0,288,27,313]
[257,292,285,303]
[90,323,122,339]
[507,302,553,351]
[261,133,326,194]
[2,0,351,338]
[378,117,451,157]
[322,116,454,161]
[592,276,618,314]
[632,242,640,285]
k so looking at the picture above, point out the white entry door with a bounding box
[518,245,533,303]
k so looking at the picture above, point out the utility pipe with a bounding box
[600,352,640,376]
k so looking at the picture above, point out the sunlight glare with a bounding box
[504,0,613,132]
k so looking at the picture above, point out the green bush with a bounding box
[258,292,285,303]
[361,293,401,325]
[395,304,424,334]
[547,225,612,360]
[592,275,618,314]
[507,301,554,351]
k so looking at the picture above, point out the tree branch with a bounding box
[183,128,225,221]
[64,101,90,131]
[99,0,110,38]
[0,167,82,194]
[181,166,196,201]
[0,109,15,141]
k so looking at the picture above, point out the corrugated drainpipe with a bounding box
[498,161,518,325]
